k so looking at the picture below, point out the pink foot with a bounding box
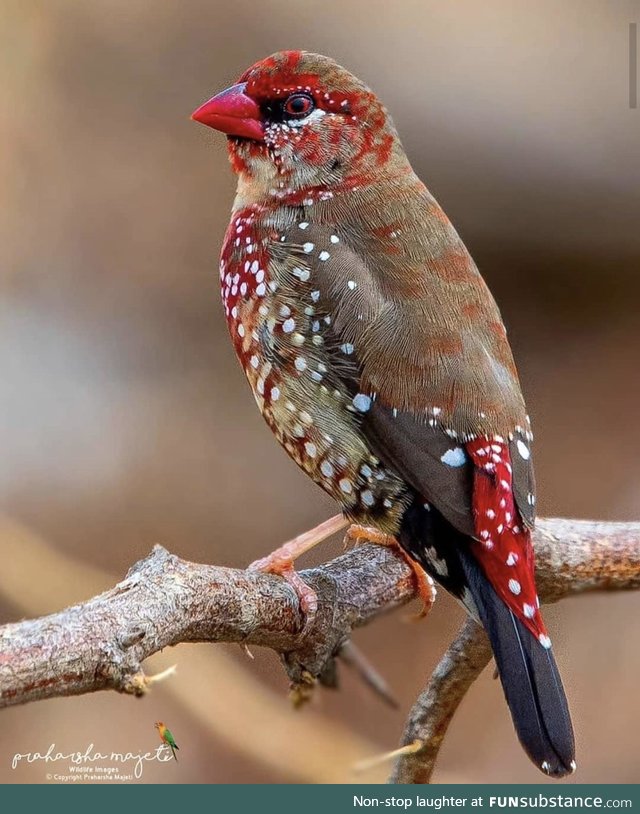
[345,524,436,618]
[248,514,348,623]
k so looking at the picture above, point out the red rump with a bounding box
[466,437,550,647]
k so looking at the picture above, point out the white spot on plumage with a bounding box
[330,234,339,243]
[294,357,307,372]
[237,324,245,338]
[304,442,317,458]
[347,280,357,290]
[311,290,320,302]
[352,393,372,413]
[523,603,536,618]
[250,355,259,369]
[441,447,466,467]
[303,242,314,253]
[282,318,295,333]
[298,222,309,230]
[517,439,530,460]
[256,283,266,296]
[340,343,354,355]
[506,552,518,566]
[339,478,352,494]
[508,579,521,595]
[270,386,280,402]
[539,634,552,649]
[361,489,375,507]
[321,460,334,478]
[318,251,330,261]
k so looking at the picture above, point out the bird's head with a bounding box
[154,721,163,730]
[191,51,405,200]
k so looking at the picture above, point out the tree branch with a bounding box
[1,517,639,783]
[0,540,415,708]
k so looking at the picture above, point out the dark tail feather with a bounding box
[399,499,575,778]
[457,546,575,777]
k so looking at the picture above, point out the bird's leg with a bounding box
[248,514,349,619]
[345,524,436,618]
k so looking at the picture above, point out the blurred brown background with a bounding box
[1,0,639,784]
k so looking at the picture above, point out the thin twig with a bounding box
[390,619,491,783]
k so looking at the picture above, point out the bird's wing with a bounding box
[280,222,535,536]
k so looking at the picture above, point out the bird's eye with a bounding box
[282,93,315,119]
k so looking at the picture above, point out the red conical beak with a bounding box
[191,82,264,141]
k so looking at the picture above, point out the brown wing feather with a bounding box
[281,210,534,533]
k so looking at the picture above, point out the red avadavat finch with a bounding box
[192,51,575,777]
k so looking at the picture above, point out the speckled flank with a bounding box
[220,207,410,532]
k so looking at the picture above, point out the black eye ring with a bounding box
[282,92,315,119]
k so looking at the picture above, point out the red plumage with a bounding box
[467,437,548,645]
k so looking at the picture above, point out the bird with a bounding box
[191,50,575,778]
[155,721,179,761]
